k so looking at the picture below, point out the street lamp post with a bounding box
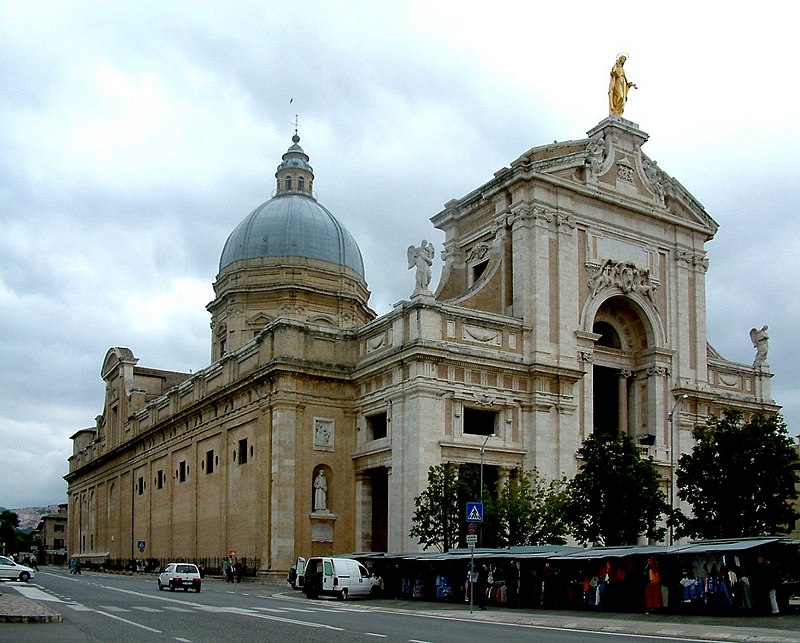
[668,394,688,545]
[479,433,495,547]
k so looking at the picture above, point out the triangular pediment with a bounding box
[495,117,718,237]
[245,312,273,328]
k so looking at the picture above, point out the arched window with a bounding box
[285,177,292,191]
[298,177,305,192]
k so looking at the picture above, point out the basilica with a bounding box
[66,114,777,573]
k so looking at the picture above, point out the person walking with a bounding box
[223,557,233,583]
[476,564,489,610]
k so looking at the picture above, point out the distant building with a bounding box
[791,443,800,541]
[66,117,778,572]
[33,503,68,565]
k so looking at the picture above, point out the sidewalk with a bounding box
[0,588,62,623]
[3,573,799,641]
[274,579,800,642]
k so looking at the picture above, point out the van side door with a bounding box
[322,559,334,594]
[356,562,372,595]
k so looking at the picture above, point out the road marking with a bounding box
[68,603,94,611]
[224,608,344,630]
[163,606,195,612]
[98,605,131,612]
[9,585,65,602]
[98,584,344,632]
[130,605,163,612]
[365,634,387,638]
[93,608,162,633]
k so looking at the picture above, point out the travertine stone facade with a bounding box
[66,117,778,573]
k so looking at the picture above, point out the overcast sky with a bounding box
[1,1,798,509]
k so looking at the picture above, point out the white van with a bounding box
[303,557,380,600]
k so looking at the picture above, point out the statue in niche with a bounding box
[313,469,328,511]
[608,54,637,116]
[750,325,769,367]
[407,239,435,292]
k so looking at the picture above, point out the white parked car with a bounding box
[158,562,202,592]
[0,555,35,582]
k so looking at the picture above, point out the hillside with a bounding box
[3,505,63,532]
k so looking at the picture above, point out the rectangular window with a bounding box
[54,524,64,532]
[367,412,388,440]
[54,539,64,548]
[179,460,186,482]
[137,476,144,495]
[156,470,164,489]
[238,438,248,465]
[220,338,227,357]
[463,407,497,436]
[205,449,214,474]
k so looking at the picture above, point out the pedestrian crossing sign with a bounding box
[466,501,483,523]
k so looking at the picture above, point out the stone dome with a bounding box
[218,134,365,277]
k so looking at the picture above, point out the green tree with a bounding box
[674,410,800,539]
[0,511,20,555]
[565,432,668,546]
[493,469,569,546]
[409,464,464,551]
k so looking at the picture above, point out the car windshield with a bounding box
[176,565,197,574]
[0,556,15,565]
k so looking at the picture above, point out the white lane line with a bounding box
[174,638,192,642]
[253,607,286,612]
[223,607,343,630]
[365,634,387,638]
[163,606,195,613]
[93,608,162,634]
[99,584,343,631]
[97,605,131,612]
[68,604,94,611]
[130,606,163,612]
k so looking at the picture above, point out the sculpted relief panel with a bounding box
[588,259,657,304]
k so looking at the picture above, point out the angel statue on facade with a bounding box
[750,325,769,367]
[407,239,435,293]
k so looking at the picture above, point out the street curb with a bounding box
[0,590,63,623]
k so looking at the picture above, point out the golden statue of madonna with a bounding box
[608,54,637,116]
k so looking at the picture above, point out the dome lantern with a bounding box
[275,130,314,196]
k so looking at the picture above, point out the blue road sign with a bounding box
[466,501,483,523]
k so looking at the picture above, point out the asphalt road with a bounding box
[0,568,726,643]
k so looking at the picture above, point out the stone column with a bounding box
[354,472,371,552]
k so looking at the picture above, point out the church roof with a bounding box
[218,134,365,277]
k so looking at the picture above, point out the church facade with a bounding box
[66,116,777,572]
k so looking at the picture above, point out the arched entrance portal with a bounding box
[591,296,654,441]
